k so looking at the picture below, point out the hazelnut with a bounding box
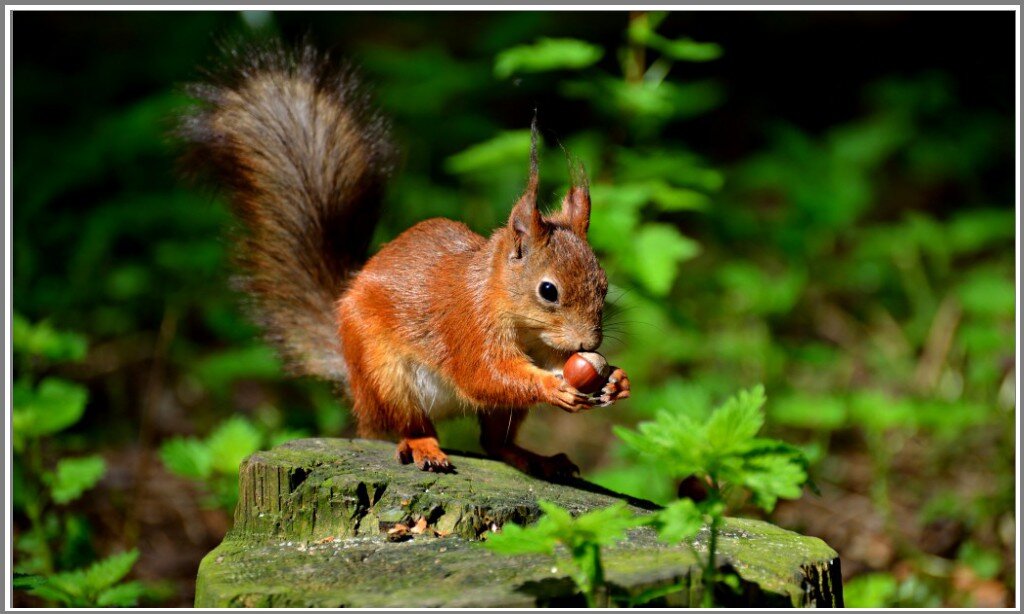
[563,351,610,395]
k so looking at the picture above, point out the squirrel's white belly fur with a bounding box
[412,363,466,418]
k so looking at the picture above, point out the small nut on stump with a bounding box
[563,351,611,395]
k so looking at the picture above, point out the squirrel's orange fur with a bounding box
[180,41,629,479]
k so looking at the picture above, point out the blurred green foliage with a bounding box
[12,10,1014,608]
[12,316,159,606]
[160,415,307,512]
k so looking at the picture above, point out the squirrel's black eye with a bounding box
[539,281,559,303]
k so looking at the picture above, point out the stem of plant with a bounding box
[626,11,647,83]
[573,542,604,607]
[26,438,54,575]
[700,476,725,608]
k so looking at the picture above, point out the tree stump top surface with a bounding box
[195,438,843,608]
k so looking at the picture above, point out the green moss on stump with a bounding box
[195,438,842,608]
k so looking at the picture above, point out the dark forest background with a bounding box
[11,10,1016,607]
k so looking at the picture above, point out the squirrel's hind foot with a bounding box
[487,445,580,482]
[396,437,455,473]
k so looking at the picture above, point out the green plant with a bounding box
[483,386,809,608]
[482,500,639,607]
[615,385,810,606]
[12,314,149,606]
[159,415,290,513]
[14,550,147,607]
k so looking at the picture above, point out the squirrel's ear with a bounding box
[559,185,591,239]
[508,118,549,256]
[508,176,547,255]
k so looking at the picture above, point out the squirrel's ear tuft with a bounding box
[508,118,549,256]
[559,184,591,239]
[553,156,590,238]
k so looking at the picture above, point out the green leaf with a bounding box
[13,377,89,440]
[770,394,847,430]
[536,500,575,528]
[844,572,898,608]
[49,455,106,504]
[649,498,704,543]
[445,130,532,175]
[494,38,603,79]
[615,385,809,513]
[33,550,140,606]
[614,412,704,478]
[586,183,649,252]
[627,223,701,296]
[82,550,139,592]
[482,521,557,555]
[483,500,638,558]
[627,17,721,62]
[848,391,918,432]
[193,345,282,397]
[205,417,263,475]
[159,436,213,479]
[651,36,723,62]
[958,541,1002,580]
[30,581,78,606]
[705,385,765,453]
[737,444,808,511]
[947,208,1015,254]
[96,581,147,607]
[563,501,640,547]
[649,182,712,211]
[957,269,1014,318]
[12,313,88,362]
[12,573,46,589]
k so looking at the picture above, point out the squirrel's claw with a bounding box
[597,367,631,407]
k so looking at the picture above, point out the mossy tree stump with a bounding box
[195,439,843,607]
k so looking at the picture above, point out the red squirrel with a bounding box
[179,42,630,479]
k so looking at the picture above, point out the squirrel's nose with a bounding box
[579,335,602,352]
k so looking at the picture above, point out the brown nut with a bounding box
[563,352,610,395]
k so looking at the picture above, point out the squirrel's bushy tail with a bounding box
[179,41,395,382]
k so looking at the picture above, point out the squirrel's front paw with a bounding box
[597,367,631,407]
[544,375,596,413]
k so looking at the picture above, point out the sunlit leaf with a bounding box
[49,456,106,504]
[445,131,532,175]
[770,394,847,431]
[193,345,282,396]
[627,223,701,296]
[205,417,263,475]
[648,498,703,543]
[494,38,603,79]
[159,437,213,479]
[12,313,88,362]
[13,377,89,441]
[651,37,723,62]
[96,581,147,607]
[482,521,557,555]
[82,550,139,591]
